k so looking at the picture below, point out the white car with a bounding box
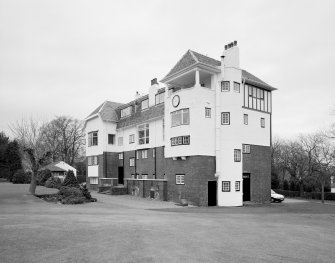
[271,190,284,202]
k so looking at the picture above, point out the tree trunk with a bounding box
[321,180,325,204]
[29,171,37,195]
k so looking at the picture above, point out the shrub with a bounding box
[76,174,86,184]
[45,177,61,189]
[61,196,86,205]
[283,180,289,190]
[59,186,83,197]
[62,170,79,188]
[12,170,30,184]
[271,172,280,189]
[289,180,296,191]
[37,169,52,186]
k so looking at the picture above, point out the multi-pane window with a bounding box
[234,149,241,162]
[243,114,248,125]
[88,131,98,146]
[205,108,211,118]
[90,177,98,185]
[129,134,135,144]
[152,148,156,158]
[221,112,230,125]
[234,82,240,93]
[221,81,230,92]
[171,108,190,127]
[108,134,115,144]
[136,151,139,160]
[142,174,148,179]
[120,106,132,118]
[129,157,135,167]
[142,149,148,159]
[222,181,230,192]
[118,153,123,160]
[235,181,240,191]
[176,174,185,185]
[244,84,271,113]
[171,136,190,146]
[155,92,165,105]
[118,137,123,146]
[261,118,265,128]
[138,123,149,145]
[88,156,98,166]
[242,144,251,154]
[141,99,149,110]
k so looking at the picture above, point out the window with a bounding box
[142,174,148,179]
[108,134,115,144]
[90,177,98,185]
[244,84,271,113]
[118,137,123,146]
[221,112,230,125]
[222,181,230,192]
[221,81,230,92]
[141,99,149,110]
[88,131,98,146]
[138,123,149,145]
[88,156,98,166]
[152,148,155,158]
[129,134,135,144]
[155,92,165,105]
[205,108,211,118]
[142,149,148,159]
[234,149,241,162]
[171,108,189,127]
[118,153,123,160]
[136,151,139,160]
[176,174,185,185]
[234,82,240,93]
[131,174,135,179]
[235,181,240,191]
[261,118,265,128]
[129,157,134,167]
[242,144,251,154]
[120,106,132,118]
[162,118,165,141]
[243,114,248,125]
[171,135,190,146]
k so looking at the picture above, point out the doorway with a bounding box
[118,166,124,185]
[208,181,217,206]
[243,173,250,201]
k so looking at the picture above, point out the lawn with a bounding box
[0,183,334,263]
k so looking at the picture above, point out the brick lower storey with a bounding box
[87,145,271,206]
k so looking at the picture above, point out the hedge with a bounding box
[274,189,335,201]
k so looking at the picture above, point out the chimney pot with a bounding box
[151,78,158,86]
[234,40,237,46]
[225,45,228,50]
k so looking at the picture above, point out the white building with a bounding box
[85,41,276,206]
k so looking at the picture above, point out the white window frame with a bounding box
[88,156,98,166]
[243,114,248,125]
[242,144,250,154]
[234,149,241,162]
[233,82,240,93]
[171,108,190,127]
[221,81,230,92]
[141,99,149,110]
[118,153,123,160]
[118,137,123,146]
[261,118,265,128]
[88,131,98,146]
[108,134,115,145]
[205,108,211,118]
[138,123,149,145]
[152,148,156,158]
[155,92,165,105]
[176,174,185,185]
[221,112,230,125]
[142,174,148,179]
[129,134,135,144]
[141,149,148,159]
[222,181,230,192]
[235,181,240,191]
[120,106,132,118]
[136,151,139,160]
[90,177,98,185]
[129,157,134,167]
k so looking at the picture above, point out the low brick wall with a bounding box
[125,179,167,201]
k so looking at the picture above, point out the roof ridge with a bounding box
[189,50,199,62]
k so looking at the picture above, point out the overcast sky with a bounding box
[1,0,334,139]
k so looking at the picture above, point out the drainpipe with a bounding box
[134,150,137,179]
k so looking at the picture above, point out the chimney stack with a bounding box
[151,78,158,86]
[222,40,240,68]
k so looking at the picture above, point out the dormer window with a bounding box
[141,99,149,110]
[121,106,132,118]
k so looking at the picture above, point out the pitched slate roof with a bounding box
[86,101,124,122]
[242,70,276,91]
[41,163,66,172]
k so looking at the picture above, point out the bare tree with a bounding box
[10,119,51,194]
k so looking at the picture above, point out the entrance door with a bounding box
[208,181,217,206]
[243,173,250,201]
[118,167,124,185]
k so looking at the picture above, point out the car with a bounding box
[271,189,284,202]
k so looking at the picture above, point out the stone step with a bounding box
[110,186,128,195]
